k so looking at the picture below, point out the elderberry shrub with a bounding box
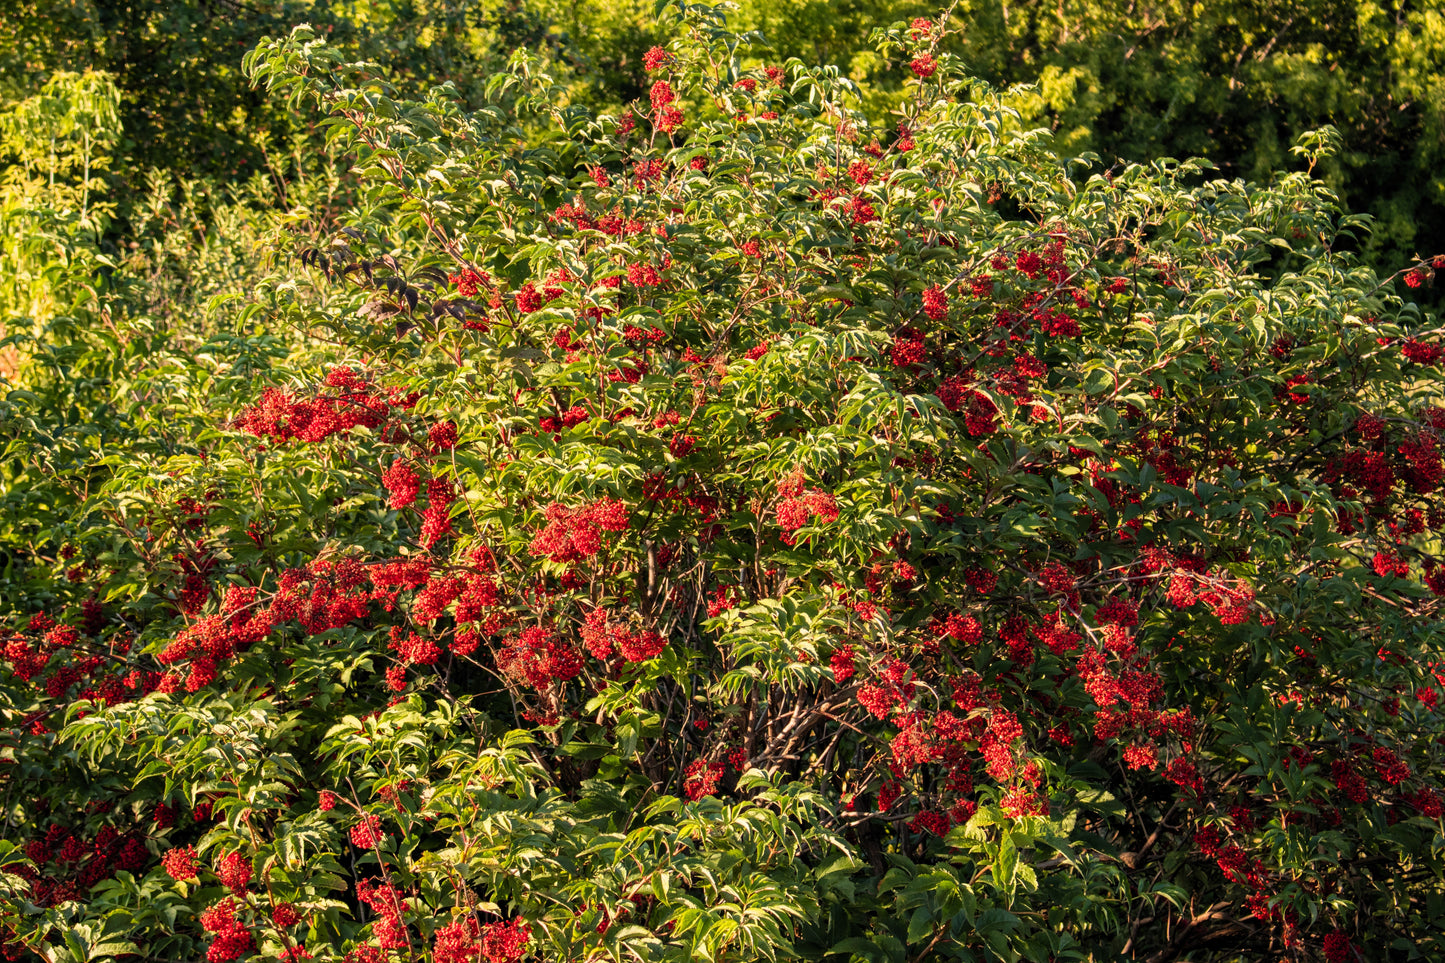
[2,6,1443,963]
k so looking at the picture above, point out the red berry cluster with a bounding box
[432,917,481,963]
[580,608,666,663]
[683,758,725,799]
[216,851,251,895]
[349,814,384,849]
[774,475,839,538]
[236,374,390,446]
[495,625,583,687]
[527,497,630,563]
[357,877,410,949]
[199,899,254,963]
[650,80,683,133]
[162,845,199,881]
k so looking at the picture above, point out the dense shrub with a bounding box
[2,6,1444,962]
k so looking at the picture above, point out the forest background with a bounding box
[4,0,1444,336]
